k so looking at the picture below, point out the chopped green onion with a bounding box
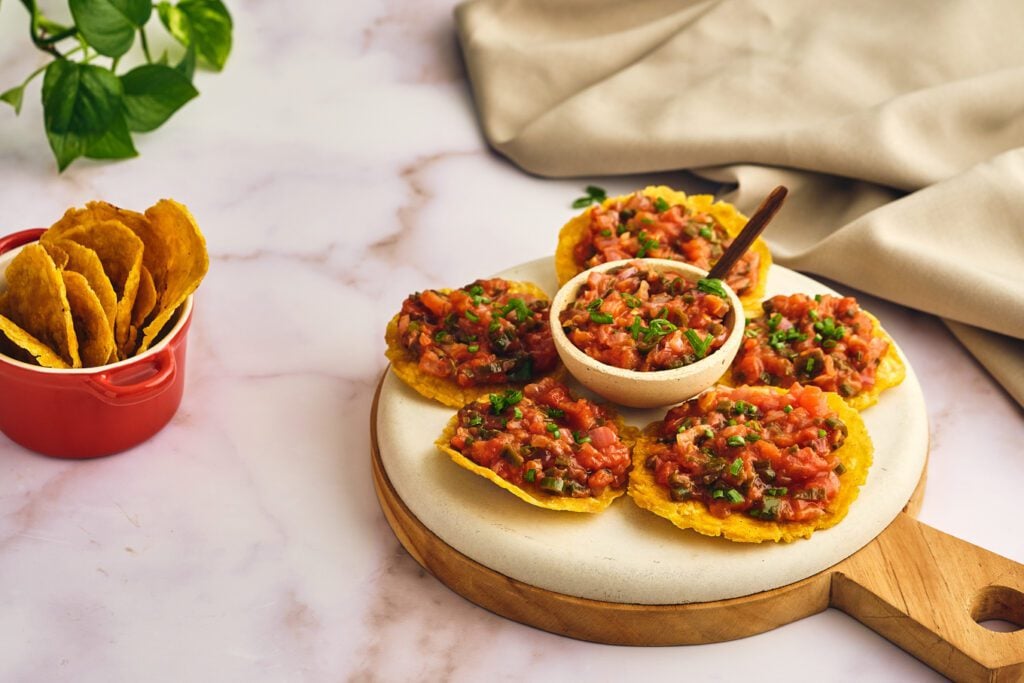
[729,457,743,476]
[513,407,523,419]
[622,293,642,308]
[817,428,827,438]
[629,316,642,340]
[539,476,564,493]
[501,298,532,323]
[712,489,726,500]
[698,226,713,240]
[726,435,746,447]
[684,329,713,359]
[545,423,562,439]
[524,468,537,482]
[573,430,592,444]
[703,427,714,439]
[467,344,479,353]
[654,196,670,212]
[783,404,793,413]
[725,489,744,504]
[697,278,728,298]
[467,414,483,427]
[590,310,614,324]
[636,230,659,258]
[464,310,479,322]
[489,389,523,414]
[546,407,565,418]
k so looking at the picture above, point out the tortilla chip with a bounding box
[435,408,637,513]
[123,265,157,356]
[0,315,69,367]
[135,199,208,353]
[629,388,872,543]
[61,270,115,367]
[721,309,906,411]
[385,280,560,408]
[42,242,69,269]
[853,312,906,410]
[0,244,80,367]
[54,222,144,354]
[48,239,118,339]
[554,185,772,312]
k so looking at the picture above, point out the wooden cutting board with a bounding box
[372,260,1024,681]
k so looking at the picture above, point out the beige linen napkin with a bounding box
[456,0,1024,406]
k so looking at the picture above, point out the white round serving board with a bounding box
[376,259,928,605]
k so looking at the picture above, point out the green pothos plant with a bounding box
[1,0,233,171]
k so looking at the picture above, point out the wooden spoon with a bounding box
[707,185,788,281]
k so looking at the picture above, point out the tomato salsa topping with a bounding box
[447,377,631,498]
[731,293,890,399]
[642,384,848,522]
[573,191,761,295]
[559,261,732,371]
[394,278,558,387]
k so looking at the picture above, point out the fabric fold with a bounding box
[456,0,1024,405]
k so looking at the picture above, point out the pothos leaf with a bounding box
[176,44,197,81]
[84,111,138,160]
[121,63,198,132]
[69,0,152,58]
[1,85,26,113]
[158,0,232,71]
[42,59,129,170]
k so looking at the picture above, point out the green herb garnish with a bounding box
[501,298,532,323]
[636,230,659,258]
[489,389,523,414]
[696,278,728,299]
[571,184,607,208]
[684,329,713,359]
[729,457,743,476]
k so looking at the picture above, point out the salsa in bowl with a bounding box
[550,259,745,408]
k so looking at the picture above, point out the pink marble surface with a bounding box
[0,2,1021,681]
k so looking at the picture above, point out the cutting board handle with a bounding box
[832,512,1024,682]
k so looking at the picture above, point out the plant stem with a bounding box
[139,27,153,63]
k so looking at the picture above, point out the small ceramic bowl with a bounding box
[0,229,193,458]
[550,259,745,408]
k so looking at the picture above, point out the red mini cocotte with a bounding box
[0,229,194,458]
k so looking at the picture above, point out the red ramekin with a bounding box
[0,228,193,458]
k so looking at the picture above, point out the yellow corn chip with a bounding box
[629,388,872,543]
[555,185,772,313]
[54,221,143,354]
[61,270,115,367]
[136,199,208,353]
[385,280,561,407]
[435,397,636,513]
[49,239,118,339]
[0,244,80,367]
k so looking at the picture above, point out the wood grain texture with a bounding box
[370,373,1024,681]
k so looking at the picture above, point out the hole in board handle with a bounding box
[972,585,1024,633]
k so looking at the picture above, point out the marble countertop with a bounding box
[1,2,1021,681]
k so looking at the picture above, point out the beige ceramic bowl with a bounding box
[550,259,745,409]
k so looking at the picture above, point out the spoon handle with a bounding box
[707,185,788,281]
